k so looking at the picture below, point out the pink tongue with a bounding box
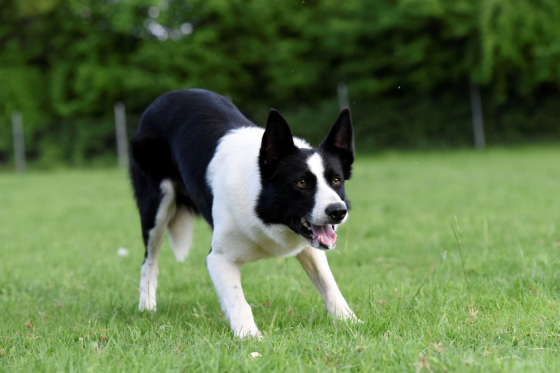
[310,224,337,247]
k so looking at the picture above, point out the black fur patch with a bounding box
[129,89,254,239]
[256,148,318,226]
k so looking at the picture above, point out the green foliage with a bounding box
[0,0,559,165]
[2,148,560,370]
[479,0,560,98]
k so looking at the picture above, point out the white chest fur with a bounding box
[206,127,311,262]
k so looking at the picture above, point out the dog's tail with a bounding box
[130,130,196,262]
[167,201,195,262]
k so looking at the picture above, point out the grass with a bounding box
[1,146,560,372]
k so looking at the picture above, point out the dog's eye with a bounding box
[332,177,341,185]
[297,179,307,187]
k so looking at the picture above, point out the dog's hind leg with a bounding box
[167,205,194,262]
[137,179,177,311]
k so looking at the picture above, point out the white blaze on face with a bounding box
[306,153,346,225]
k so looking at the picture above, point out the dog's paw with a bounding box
[138,294,157,312]
[333,310,362,324]
[351,317,364,324]
[235,328,263,340]
[341,316,362,324]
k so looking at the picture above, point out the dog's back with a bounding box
[130,89,254,226]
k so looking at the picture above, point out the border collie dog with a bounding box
[130,89,359,338]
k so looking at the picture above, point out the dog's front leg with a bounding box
[206,251,262,339]
[297,247,359,321]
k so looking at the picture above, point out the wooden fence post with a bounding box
[337,82,349,112]
[11,111,26,173]
[470,82,485,149]
[114,102,129,168]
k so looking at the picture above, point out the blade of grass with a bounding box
[451,216,469,291]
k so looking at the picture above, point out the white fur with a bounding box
[207,251,262,339]
[296,247,358,320]
[204,127,357,338]
[167,205,194,262]
[207,127,312,261]
[138,179,177,311]
[306,153,348,225]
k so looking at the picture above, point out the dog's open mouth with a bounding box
[299,217,337,250]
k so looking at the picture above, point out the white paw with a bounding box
[235,328,263,340]
[138,293,157,312]
[333,309,361,324]
[340,316,362,324]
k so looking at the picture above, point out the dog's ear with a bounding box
[259,109,296,179]
[320,108,354,179]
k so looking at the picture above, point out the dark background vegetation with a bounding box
[1,0,559,167]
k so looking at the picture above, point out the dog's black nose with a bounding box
[326,203,347,222]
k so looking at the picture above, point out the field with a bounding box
[1,146,560,372]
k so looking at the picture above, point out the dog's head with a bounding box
[256,108,354,250]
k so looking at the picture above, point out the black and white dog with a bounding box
[129,89,359,338]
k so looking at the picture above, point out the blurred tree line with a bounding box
[1,0,559,166]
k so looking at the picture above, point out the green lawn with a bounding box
[1,146,560,372]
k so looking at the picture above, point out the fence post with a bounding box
[11,111,26,173]
[114,102,129,168]
[469,82,485,150]
[337,82,349,112]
